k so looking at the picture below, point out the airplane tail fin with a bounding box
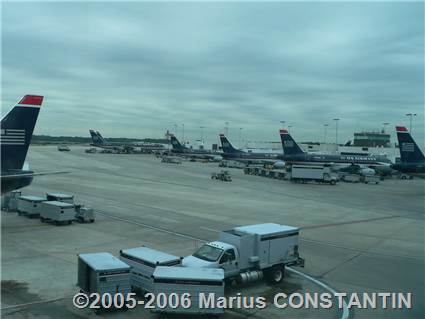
[89,130,104,145]
[95,131,106,143]
[279,129,305,155]
[170,134,186,151]
[396,126,425,163]
[219,134,242,154]
[1,95,43,171]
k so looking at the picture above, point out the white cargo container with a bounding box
[77,253,132,312]
[152,266,224,316]
[17,195,46,218]
[341,174,361,183]
[183,223,304,285]
[46,192,74,204]
[119,247,181,293]
[290,165,337,185]
[40,201,75,225]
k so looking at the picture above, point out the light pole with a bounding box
[287,125,292,133]
[238,128,243,148]
[200,126,205,145]
[333,118,340,150]
[280,120,285,128]
[182,124,185,144]
[224,122,229,136]
[324,124,329,144]
[382,122,389,133]
[405,113,417,132]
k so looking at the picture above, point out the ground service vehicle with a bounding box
[290,164,337,185]
[211,170,232,181]
[182,223,304,285]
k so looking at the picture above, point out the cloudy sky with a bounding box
[2,1,424,147]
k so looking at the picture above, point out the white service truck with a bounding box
[182,223,304,285]
[290,164,338,185]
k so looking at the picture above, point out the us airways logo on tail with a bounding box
[401,143,414,153]
[0,129,26,145]
[284,140,294,148]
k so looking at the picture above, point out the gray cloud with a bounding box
[2,1,424,147]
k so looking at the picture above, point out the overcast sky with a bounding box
[2,1,424,147]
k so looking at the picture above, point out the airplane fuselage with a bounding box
[283,153,391,167]
[1,170,34,194]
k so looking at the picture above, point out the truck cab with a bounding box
[182,241,240,278]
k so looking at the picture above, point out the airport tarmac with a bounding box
[1,145,424,319]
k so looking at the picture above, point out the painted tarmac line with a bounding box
[0,296,70,311]
[301,215,400,230]
[287,267,350,319]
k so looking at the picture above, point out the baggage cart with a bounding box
[17,195,46,218]
[152,266,224,316]
[40,201,76,225]
[77,252,132,312]
[363,175,381,184]
[46,192,74,204]
[119,247,181,294]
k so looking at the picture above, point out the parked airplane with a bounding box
[1,95,66,194]
[219,134,284,167]
[89,130,134,153]
[392,126,425,178]
[170,134,222,161]
[279,128,392,169]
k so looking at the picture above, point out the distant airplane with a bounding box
[170,134,222,161]
[1,95,66,194]
[219,134,284,167]
[89,129,134,153]
[391,126,425,178]
[89,130,166,153]
[279,128,392,170]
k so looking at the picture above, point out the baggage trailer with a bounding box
[161,156,182,164]
[363,175,381,184]
[152,266,224,316]
[211,170,232,182]
[77,252,132,313]
[341,174,361,183]
[46,192,74,204]
[183,223,304,286]
[290,165,337,185]
[40,201,76,225]
[1,190,21,212]
[119,246,181,294]
[17,195,46,218]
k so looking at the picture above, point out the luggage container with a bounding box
[161,156,182,164]
[152,266,224,316]
[363,175,381,184]
[1,190,21,212]
[17,195,46,218]
[119,247,181,293]
[40,201,76,225]
[77,252,132,312]
[341,174,361,183]
[46,192,74,204]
